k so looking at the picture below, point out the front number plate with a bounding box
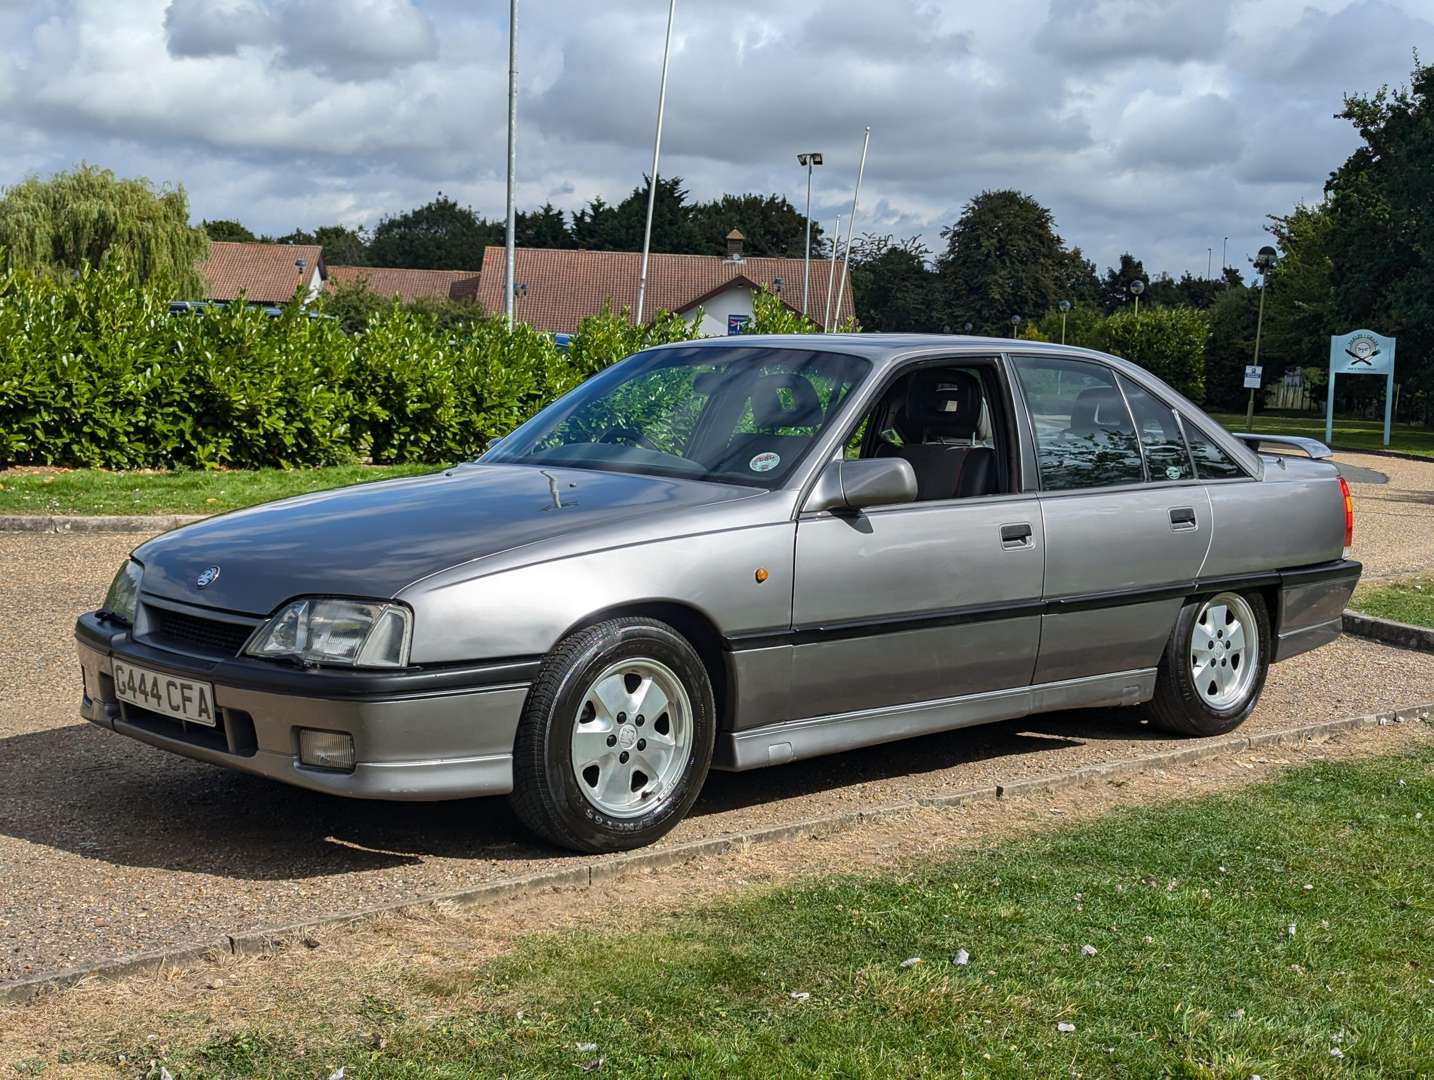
[112,660,218,727]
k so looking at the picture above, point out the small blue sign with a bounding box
[727,314,751,336]
[1329,329,1394,375]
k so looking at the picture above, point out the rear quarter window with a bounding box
[1181,417,1248,479]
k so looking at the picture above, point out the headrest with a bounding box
[904,368,982,438]
[750,373,823,429]
[1068,387,1133,435]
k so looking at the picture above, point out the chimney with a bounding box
[725,228,745,262]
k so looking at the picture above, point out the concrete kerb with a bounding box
[0,514,206,534]
[4,703,1431,1006]
[1343,610,1434,653]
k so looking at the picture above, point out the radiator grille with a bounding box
[146,606,257,657]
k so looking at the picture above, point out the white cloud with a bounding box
[0,0,1429,279]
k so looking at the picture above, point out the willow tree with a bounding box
[0,163,208,296]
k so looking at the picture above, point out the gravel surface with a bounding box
[3,467,1434,982]
[1336,450,1434,582]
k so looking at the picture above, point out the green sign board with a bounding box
[1327,329,1396,446]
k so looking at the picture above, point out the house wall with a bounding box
[691,283,756,338]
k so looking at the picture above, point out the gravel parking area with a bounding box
[2,455,1432,984]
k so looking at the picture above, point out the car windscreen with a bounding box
[483,345,870,488]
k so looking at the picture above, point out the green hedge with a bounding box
[0,263,703,469]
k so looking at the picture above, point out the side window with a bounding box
[1181,418,1248,480]
[1013,356,1145,491]
[1117,375,1194,482]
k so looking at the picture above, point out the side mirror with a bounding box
[804,458,917,514]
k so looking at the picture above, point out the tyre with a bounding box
[510,616,716,853]
[1142,591,1271,737]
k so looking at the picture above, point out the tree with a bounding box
[202,219,256,242]
[0,163,208,295]
[1054,246,1101,309]
[367,194,500,269]
[691,193,817,257]
[1101,253,1148,313]
[269,224,371,266]
[1204,284,1260,409]
[571,176,700,253]
[937,191,1074,336]
[1322,57,1434,416]
[516,202,574,248]
[848,234,940,331]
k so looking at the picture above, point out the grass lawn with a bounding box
[1209,411,1434,459]
[140,750,1434,1078]
[0,463,441,516]
[1351,577,1434,629]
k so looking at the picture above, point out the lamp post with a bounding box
[635,0,678,325]
[1010,315,1022,338]
[772,276,784,297]
[1207,247,1213,279]
[1247,245,1278,429]
[1129,277,1145,317]
[1058,299,1071,344]
[796,151,823,316]
[1221,235,1229,273]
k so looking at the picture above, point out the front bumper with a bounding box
[75,612,535,801]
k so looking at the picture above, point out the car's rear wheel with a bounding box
[1142,591,1270,737]
[510,617,715,853]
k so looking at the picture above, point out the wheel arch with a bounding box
[558,600,734,732]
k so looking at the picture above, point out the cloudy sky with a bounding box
[1,0,1429,278]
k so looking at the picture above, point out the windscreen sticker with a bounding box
[749,451,781,473]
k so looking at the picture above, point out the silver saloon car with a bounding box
[76,336,1361,852]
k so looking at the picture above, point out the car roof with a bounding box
[650,333,1118,370]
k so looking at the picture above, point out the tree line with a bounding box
[199,178,826,270]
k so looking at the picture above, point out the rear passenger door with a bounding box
[1010,355,1212,685]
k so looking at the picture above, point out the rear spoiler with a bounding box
[1232,432,1334,460]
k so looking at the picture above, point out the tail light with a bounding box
[1338,475,1354,555]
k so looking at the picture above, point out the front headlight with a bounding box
[101,560,143,624]
[245,598,413,669]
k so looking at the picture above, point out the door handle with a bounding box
[1000,522,1033,549]
[1169,507,1197,531]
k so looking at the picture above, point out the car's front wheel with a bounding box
[1143,590,1270,736]
[510,617,715,852]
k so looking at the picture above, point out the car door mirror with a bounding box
[804,458,918,514]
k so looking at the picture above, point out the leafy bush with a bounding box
[1101,306,1209,401]
[0,263,705,469]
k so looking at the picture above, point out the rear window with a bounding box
[1118,375,1194,482]
[1181,418,1248,480]
[1013,355,1145,491]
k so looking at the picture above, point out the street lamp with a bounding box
[1247,245,1279,429]
[1058,299,1071,344]
[772,275,784,297]
[796,151,823,316]
[1221,235,1229,273]
[1129,277,1145,317]
[1010,315,1022,338]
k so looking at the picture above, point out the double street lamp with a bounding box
[797,152,823,316]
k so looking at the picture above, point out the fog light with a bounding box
[297,729,355,772]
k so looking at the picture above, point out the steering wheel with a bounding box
[597,426,661,452]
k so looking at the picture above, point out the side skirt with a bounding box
[714,668,1157,772]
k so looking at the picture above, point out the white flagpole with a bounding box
[635,0,677,325]
[821,214,840,331]
[503,0,518,330]
[831,126,869,332]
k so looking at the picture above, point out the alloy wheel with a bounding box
[1189,591,1260,710]
[570,657,692,819]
